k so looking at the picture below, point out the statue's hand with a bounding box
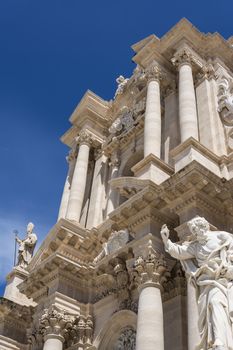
[161,224,170,244]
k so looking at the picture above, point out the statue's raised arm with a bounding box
[161,216,233,350]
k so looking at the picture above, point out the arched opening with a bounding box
[94,310,137,350]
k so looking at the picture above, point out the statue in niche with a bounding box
[114,75,129,99]
[161,216,233,350]
[15,222,37,269]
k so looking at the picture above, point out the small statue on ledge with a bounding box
[15,222,37,269]
[161,216,233,350]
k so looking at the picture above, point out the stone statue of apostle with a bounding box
[161,216,233,350]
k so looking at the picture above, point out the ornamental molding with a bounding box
[195,63,217,84]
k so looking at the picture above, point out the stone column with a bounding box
[66,130,93,222]
[172,47,199,142]
[57,148,76,220]
[133,241,167,350]
[175,221,201,350]
[39,307,74,350]
[106,151,120,216]
[144,62,162,158]
[86,149,109,228]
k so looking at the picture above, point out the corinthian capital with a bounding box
[145,61,163,83]
[39,307,74,340]
[133,240,169,290]
[171,46,196,68]
[76,129,93,146]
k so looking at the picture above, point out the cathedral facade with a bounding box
[1,18,233,350]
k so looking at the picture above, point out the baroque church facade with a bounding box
[1,18,233,350]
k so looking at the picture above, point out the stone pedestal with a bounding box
[132,154,173,185]
[4,267,35,306]
[170,137,222,177]
[66,130,92,222]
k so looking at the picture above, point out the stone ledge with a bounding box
[132,154,174,185]
[170,137,222,177]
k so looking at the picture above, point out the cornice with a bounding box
[131,18,233,72]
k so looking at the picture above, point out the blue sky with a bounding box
[0,0,233,295]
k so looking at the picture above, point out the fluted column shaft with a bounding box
[57,150,76,220]
[172,48,199,142]
[133,242,167,350]
[106,153,120,216]
[43,334,64,350]
[136,284,164,350]
[144,64,162,158]
[66,130,92,222]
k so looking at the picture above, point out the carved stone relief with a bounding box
[113,327,136,350]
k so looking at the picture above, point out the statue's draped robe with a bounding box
[18,233,37,268]
[166,231,233,350]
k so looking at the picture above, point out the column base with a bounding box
[170,137,222,177]
[132,154,173,185]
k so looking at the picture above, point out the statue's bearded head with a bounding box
[27,222,34,234]
[187,216,210,240]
